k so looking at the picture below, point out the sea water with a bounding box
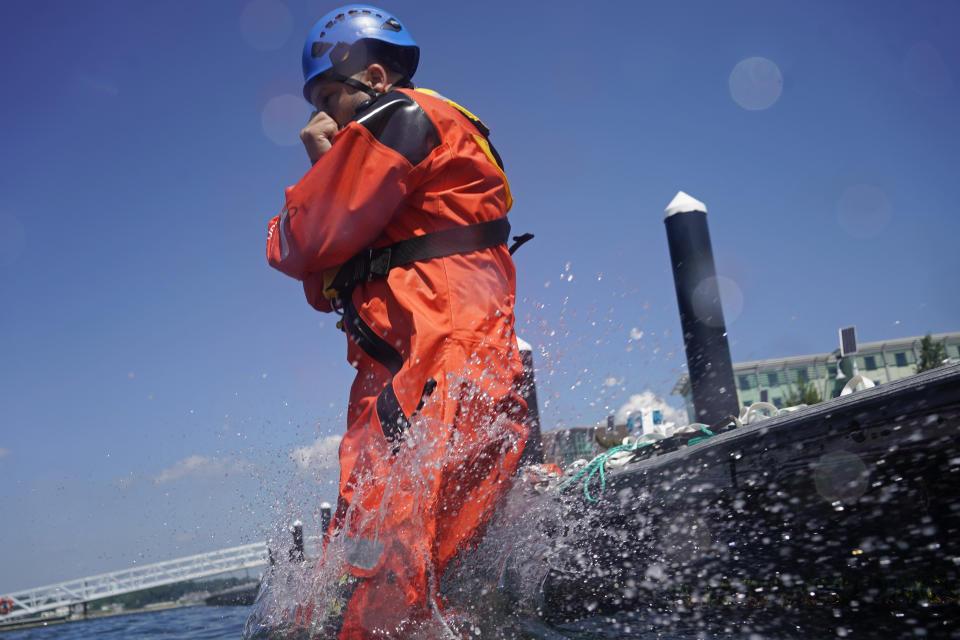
[0,606,250,640]
[1,594,953,638]
[0,606,711,640]
[0,606,806,639]
[6,605,952,639]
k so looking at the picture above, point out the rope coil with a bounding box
[559,424,722,502]
[558,402,811,503]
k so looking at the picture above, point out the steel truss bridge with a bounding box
[0,541,274,621]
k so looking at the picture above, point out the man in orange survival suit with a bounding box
[265,6,529,638]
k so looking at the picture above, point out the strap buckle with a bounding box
[368,247,392,279]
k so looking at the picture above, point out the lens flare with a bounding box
[691,275,744,327]
[261,94,308,146]
[729,57,783,111]
[836,183,892,239]
[0,212,26,267]
[902,41,953,97]
[240,0,294,51]
[814,451,869,504]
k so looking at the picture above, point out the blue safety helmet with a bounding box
[301,5,419,102]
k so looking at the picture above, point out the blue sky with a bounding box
[1,0,957,592]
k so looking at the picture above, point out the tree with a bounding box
[916,333,948,373]
[784,379,821,407]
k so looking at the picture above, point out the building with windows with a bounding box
[540,419,633,468]
[671,332,960,423]
[541,426,603,468]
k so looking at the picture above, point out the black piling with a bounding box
[289,520,304,563]
[320,502,332,545]
[663,191,739,424]
[516,337,545,466]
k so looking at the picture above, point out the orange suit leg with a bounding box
[332,341,528,639]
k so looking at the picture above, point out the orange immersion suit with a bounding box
[266,87,529,638]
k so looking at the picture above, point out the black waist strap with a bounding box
[330,217,513,296]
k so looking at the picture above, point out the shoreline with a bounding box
[0,601,198,634]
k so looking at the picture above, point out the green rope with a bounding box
[686,425,715,446]
[559,424,723,503]
[558,440,653,503]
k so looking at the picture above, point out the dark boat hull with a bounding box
[535,364,960,627]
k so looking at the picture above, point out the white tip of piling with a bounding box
[320,502,331,510]
[292,519,303,527]
[664,191,707,219]
[516,336,532,352]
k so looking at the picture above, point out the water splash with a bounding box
[244,365,531,639]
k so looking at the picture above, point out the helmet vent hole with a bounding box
[311,41,333,58]
[329,42,351,63]
[381,17,402,32]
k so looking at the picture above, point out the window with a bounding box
[864,355,877,370]
[574,432,592,452]
[738,374,754,390]
[767,372,779,386]
[772,397,783,409]
[895,352,908,367]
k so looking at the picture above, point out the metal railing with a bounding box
[0,541,270,620]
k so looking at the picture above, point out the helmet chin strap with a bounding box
[331,72,381,100]
[327,70,414,114]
